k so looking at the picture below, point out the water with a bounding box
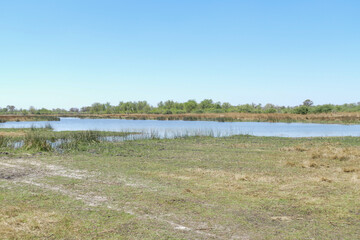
[1,117,360,138]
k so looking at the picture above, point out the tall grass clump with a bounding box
[59,131,101,150]
[24,132,52,151]
[44,123,54,130]
[30,123,53,131]
[69,131,100,143]
[0,136,10,148]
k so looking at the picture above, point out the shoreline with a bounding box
[1,112,360,124]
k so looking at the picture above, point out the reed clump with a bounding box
[24,132,52,151]
[0,136,10,148]
[30,123,54,131]
[22,130,102,151]
[58,131,101,150]
[69,131,100,143]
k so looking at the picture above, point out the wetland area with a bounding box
[1,118,360,239]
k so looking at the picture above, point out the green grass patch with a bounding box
[1,134,360,239]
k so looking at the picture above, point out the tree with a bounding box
[137,101,151,113]
[81,106,91,112]
[221,102,231,110]
[91,102,104,113]
[303,99,313,107]
[7,105,15,112]
[293,105,309,114]
[199,99,214,110]
[157,101,164,108]
[104,102,112,114]
[264,104,277,113]
[164,100,175,109]
[29,106,36,114]
[184,100,197,113]
[214,101,222,109]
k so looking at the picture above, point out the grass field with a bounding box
[0,129,360,239]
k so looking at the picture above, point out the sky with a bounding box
[0,0,359,109]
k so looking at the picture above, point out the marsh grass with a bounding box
[58,131,101,150]
[27,130,138,151]
[30,123,54,131]
[0,129,133,152]
[1,127,242,152]
[44,123,54,130]
[24,131,52,151]
[59,112,360,124]
[0,136,10,148]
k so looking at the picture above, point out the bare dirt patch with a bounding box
[0,162,37,180]
[0,167,30,180]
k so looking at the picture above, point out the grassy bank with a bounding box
[0,115,60,123]
[2,112,360,124]
[1,129,359,239]
[73,112,360,124]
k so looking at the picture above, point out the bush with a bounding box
[293,106,309,115]
[265,108,277,113]
[163,110,173,114]
[312,104,334,113]
[209,109,225,113]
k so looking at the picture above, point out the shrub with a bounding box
[293,106,309,115]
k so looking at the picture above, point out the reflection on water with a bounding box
[1,117,360,138]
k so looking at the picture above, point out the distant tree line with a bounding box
[1,99,360,115]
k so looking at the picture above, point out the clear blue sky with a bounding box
[1,0,359,109]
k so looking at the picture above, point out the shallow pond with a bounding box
[1,118,360,138]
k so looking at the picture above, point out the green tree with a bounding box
[199,99,214,110]
[91,103,104,113]
[293,105,309,114]
[29,106,36,114]
[303,99,314,107]
[184,100,197,113]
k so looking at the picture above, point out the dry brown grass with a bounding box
[3,112,360,123]
[309,145,360,161]
[0,115,59,123]
[0,205,60,239]
[70,112,360,123]
[280,141,360,192]
[0,131,25,137]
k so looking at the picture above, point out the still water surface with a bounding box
[1,118,360,138]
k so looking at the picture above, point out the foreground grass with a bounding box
[1,133,360,239]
